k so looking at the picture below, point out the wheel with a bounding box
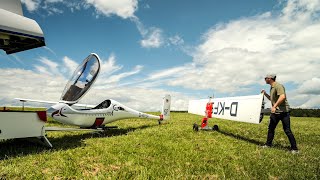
[213,125,219,131]
[193,123,199,131]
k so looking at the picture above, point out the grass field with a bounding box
[0,112,319,179]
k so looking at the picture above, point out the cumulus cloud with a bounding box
[45,0,63,3]
[95,65,143,88]
[168,35,184,46]
[21,0,41,11]
[140,28,164,48]
[105,65,143,83]
[297,78,320,95]
[148,66,191,81]
[62,56,78,76]
[133,17,183,48]
[35,57,61,76]
[0,68,64,104]
[21,0,138,19]
[85,0,138,19]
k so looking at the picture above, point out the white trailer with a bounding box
[0,108,52,147]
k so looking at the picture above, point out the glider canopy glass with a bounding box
[61,54,100,103]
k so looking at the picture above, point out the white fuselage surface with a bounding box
[48,99,161,128]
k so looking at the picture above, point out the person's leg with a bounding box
[281,113,298,150]
[266,114,280,146]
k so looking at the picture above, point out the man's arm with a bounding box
[273,94,286,109]
[261,89,271,100]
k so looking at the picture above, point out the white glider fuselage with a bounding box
[48,99,162,128]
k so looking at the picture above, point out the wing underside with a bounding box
[188,94,264,124]
[45,127,104,132]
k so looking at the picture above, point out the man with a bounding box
[261,74,299,153]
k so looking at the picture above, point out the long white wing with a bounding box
[188,94,264,124]
[15,98,58,104]
[45,127,103,132]
[14,98,95,108]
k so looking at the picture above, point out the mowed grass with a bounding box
[0,112,319,179]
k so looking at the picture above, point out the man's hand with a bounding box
[261,89,271,100]
[271,106,276,113]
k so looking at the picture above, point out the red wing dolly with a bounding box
[193,96,219,131]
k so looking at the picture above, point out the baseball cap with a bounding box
[265,74,276,79]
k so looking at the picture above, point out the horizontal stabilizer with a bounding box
[188,94,264,124]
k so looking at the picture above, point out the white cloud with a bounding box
[99,54,122,76]
[148,66,190,80]
[43,47,57,56]
[299,96,320,108]
[168,35,184,46]
[95,54,123,86]
[35,57,61,76]
[297,78,320,95]
[0,68,64,104]
[131,17,165,48]
[85,0,138,19]
[21,0,41,11]
[140,28,164,48]
[62,56,78,76]
[45,0,63,3]
[132,17,184,48]
[9,54,24,65]
[104,65,143,84]
[21,0,68,15]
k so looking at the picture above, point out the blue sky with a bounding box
[1,0,320,110]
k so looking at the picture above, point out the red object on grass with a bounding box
[206,102,213,118]
[201,117,208,128]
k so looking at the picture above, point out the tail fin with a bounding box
[161,94,171,120]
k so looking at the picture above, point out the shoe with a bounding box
[261,145,271,149]
[290,149,299,154]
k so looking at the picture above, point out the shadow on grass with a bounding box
[0,124,157,160]
[216,130,290,150]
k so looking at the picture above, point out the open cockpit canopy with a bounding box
[60,53,101,104]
